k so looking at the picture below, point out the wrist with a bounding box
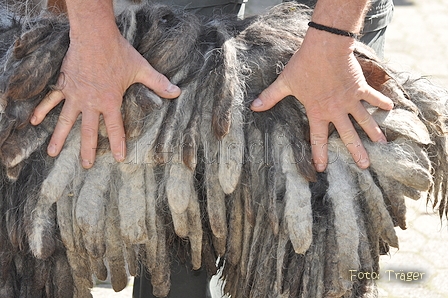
[308,22,359,39]
[303,26,356,58]
[65,0,118,41]
[311,0,369,34]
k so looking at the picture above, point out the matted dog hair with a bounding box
[1,2,447,297]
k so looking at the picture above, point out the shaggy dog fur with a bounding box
[1,2,447,297]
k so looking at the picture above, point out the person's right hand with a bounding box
[30,20,181,169]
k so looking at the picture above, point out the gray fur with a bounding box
[1,2,448,298]
[75,153,113,259]
[326,152,361,296]
[118,163,148,245]
[281,140,313,255]
[103,172,129,292]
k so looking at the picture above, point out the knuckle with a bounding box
[259,90,275,107]
[107,124,125,139]
[310,132,327,144]
[357,114,372,126]
[48,90,63,103]
[353,88,366,99]
[310,133,329,151]
[32,108,45,120]
[339,130,358,143]
[81,125,97,137]
[152,72,169,90]
[57,113,74,126]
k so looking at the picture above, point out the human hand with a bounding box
[251,29,394,172]
[30,24,180,169]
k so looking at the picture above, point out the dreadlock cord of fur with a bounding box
[370,108,432,145]
[127,245,139,277]
[201,92,228,255]
[366,139,432,192]
[218,107,245,195]
[0,112,57,170]
[166,164,192,238]
[266,130,280,235]
[281,141,312,255]
[376,174,408,230]
[143,165,159,275]
[216,36,245,195]
[55,154,86,261]
[28,122,81,259]
[325,151,361,296]
[104,168,129,292]
[149,208,171,298]
[65,249,94,298]
[186,185,203,270]
[65,181,95,298]
[75,153,114,261]
[238,164,255,285]
[355,167,399,248]
[226,182,244,268]
[55,163,90,297]
[5,2,448,297]
[275,219,289,296]
[328,136,400,248]
[118,162,148,245]
[330,134,432,193]
[56,189,76,253]
[163,82,202,239]
[353,198,377,296]
[399,76,448,217]
[205,160,228,256]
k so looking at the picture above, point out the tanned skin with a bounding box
[252,0,393,172]
[31,0,181,168]
[32,0,393,171]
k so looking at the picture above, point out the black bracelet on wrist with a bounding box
[308,21,359,39]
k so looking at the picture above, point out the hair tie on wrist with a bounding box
[308,21,359,39]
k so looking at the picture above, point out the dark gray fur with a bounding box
[1,2,448,298]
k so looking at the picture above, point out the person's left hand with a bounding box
[251,30,394,172]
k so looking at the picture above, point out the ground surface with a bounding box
[92,0,448,297]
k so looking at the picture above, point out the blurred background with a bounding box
[92,0,448,297]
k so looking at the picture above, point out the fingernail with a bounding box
[251,98,263,108]
[114,153,124,162]
[82,159,92,168]
[30,115,37,125]
[377,137,387,144]
[166,84,180,94]
[315,163,326,172]
[48,144,57,156]
[358,158,370,169]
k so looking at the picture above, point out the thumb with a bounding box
[136,60,181,99]
[251,77,290,112]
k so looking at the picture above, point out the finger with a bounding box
[31,90,65,125]
[362,86,394,111]
[333,117,370,169]
[250,74,290,112]
[308,119,329,172]
[135,60,181,99]
[102,108,126,162]
[80,112,100,169]
[47,104,80,157]
[351,102,387,144]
